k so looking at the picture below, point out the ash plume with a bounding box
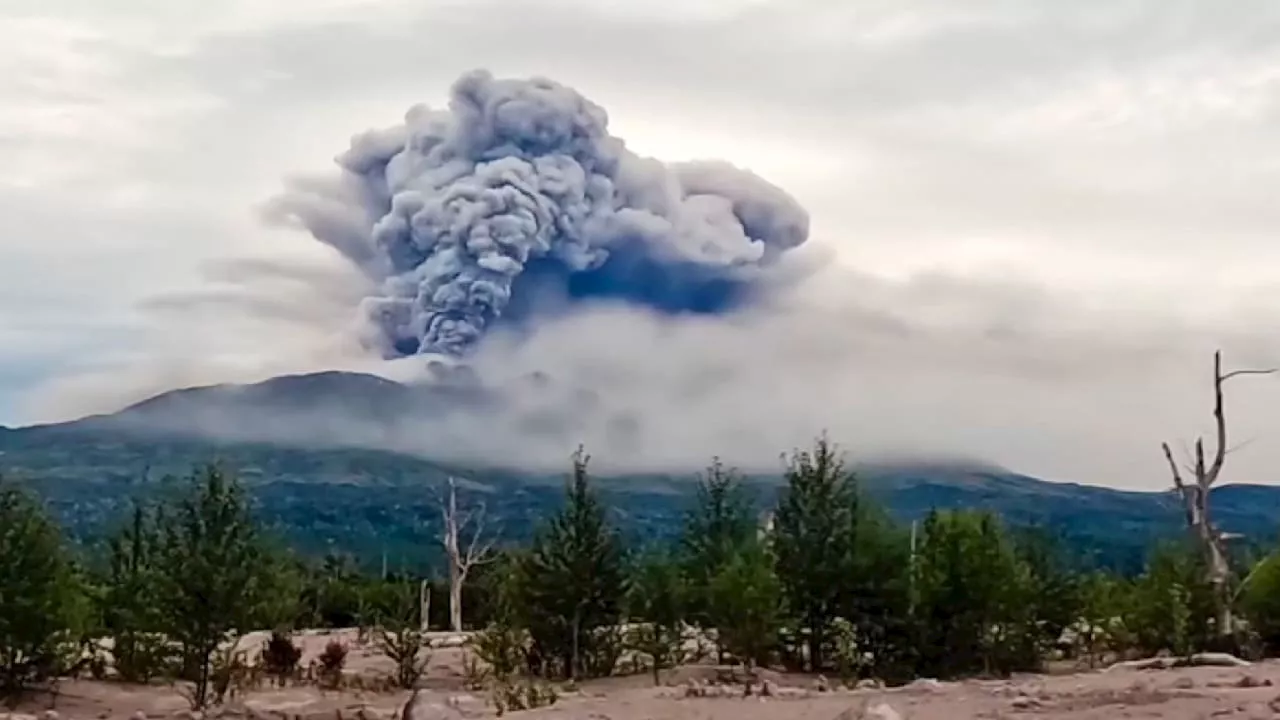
[268,69,810,357]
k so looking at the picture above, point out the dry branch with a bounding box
[1105,652,1252,671]
[437,476,497,633]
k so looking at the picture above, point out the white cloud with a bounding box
[5,0,1280,489]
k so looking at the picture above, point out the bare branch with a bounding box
[1160,350,1277,641]
[1163,442,1197,529]
[1219,368,1279,382]
[1208,351,1279,485]
[1161,442,1187,491]
[1225,435,1260,456]
[435,475,499,632]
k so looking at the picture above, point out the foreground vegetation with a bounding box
[4,435,1280,710]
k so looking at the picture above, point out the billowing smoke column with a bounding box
[272,70,810,357]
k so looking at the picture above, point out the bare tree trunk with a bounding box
[419,579,431,632]
[1161,351,1276,642]
[437,476,496,634]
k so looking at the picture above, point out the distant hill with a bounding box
[3,371,1279,574]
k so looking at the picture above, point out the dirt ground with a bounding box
[8,629,1280,720]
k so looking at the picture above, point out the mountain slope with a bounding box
[3,371,1279,573]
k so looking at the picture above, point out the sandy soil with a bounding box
[8,629,1280,720]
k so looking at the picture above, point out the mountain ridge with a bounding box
[2,370,1278,573]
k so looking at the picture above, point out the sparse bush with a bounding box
[1124,543,1214,657]
[1239,553,1280,656]
[377,626,431,690]
[202,644,255,708]
[490,676,558,716]
[260,630,303,686]
[316,640,348,688]
[470,622,527,684]
[114,633,180,684]
[372,585,431,689]
[626,551,688,684]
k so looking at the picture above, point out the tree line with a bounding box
[5,435,1280,710]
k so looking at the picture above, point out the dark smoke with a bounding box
[268,70,810,357]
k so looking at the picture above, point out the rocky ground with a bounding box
[7,630,1280,720]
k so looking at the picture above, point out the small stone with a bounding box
[760,679,776,697]
[41,712,59,720]
[1172,676,1195,690]
[132,712,149,720]
[906,677,942,692]
[814,675,831,692]
[1237,674,1267,688]
[863,702,903,720]
[1011,695,1041,710]
[855,678,884,691]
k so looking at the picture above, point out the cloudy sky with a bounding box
[5,0,1280,488]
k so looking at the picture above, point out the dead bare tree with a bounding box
[437,476,496,633]
[1160,350,1276,643]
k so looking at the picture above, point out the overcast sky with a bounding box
[5,0,1280,488]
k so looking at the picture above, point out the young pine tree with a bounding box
[708,541,783,669]
[151,464,278,708]
[772,434,856,671]
[516,448,628,680]
[837,502,915,682]
[913,510,1034,678]
[0,479,82,703]
[678,457,757,659]
[101,502,173,683]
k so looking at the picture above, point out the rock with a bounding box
[760,678,776,697]
[905,678,942,692]
[172,712,203,720]
[1010,695,1041,710]
[1236,674,1271,688]
[862,702,904,720]
[855,678,885,691]
[814,675,831,692]
[1172,676,1196,690]
[41,712,59,720]
[132,712,149,720]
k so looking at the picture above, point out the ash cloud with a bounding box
[267,69,810,357]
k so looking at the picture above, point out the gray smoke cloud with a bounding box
[267,69,810,356]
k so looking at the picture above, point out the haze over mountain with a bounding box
[4,368,1280,575]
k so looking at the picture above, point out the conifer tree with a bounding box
[772,434,856,671]
[626,549,687,684]
[516,447,627,680]
[152,464,276,708]
[708,540,783,669]
[101,502,172,682]
[0,478,80,702]
[679,457,756,652]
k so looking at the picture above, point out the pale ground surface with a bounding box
[7,629,1280,719]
